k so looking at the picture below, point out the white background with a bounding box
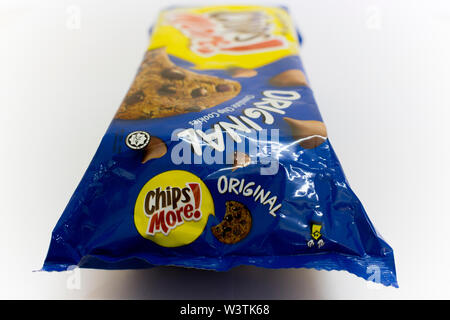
[1,0,449,299]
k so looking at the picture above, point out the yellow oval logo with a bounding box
[134,170,214,247]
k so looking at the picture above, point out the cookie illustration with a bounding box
[115,47,241,120]
[211,201,252,244]
[269,69,308,87]
[141,136,167,163]
[283,117,327,149]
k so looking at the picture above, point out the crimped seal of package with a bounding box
[43,5,397,287]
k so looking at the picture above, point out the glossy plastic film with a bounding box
[43,5,397,287]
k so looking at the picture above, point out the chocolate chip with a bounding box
[283,117,327,149]
[232,152,251,172]
[161,68,185,80]
[233,229,241,236]
[225,215,233,222]
[125,90,145,105]
[216,84,231,92]
[222,226,231,237]
[141,136,168,164]
[191,87,208,97]
[234,212,241,219]
[227,68,258,78]
[269,69,308,87]
[158,84,177,95]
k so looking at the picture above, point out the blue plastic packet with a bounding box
[43,5,397,287]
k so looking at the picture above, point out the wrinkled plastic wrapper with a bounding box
[43,5,397,287]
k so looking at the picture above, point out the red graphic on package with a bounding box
[166,11,286,55]
[145,183,202,236]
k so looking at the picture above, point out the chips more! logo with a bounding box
[166,10,287,56]
[134,170,214,247]
[145,183,202,236]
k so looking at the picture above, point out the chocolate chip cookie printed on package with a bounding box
[115,48,241,120]
[212,201,252,244]
[43,5,397,288]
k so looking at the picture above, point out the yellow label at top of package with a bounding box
[148,5,300,70]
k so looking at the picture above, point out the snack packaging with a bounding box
[43,5,397,287]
